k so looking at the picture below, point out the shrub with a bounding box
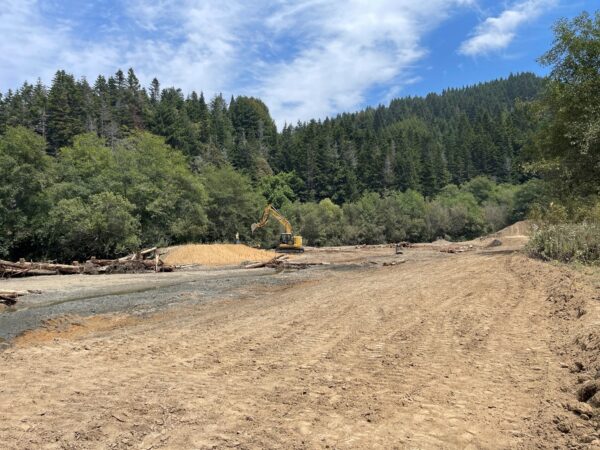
[527,223,600,264]
[45,192,141,261]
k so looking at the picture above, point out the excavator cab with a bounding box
[280,233,293,245]
[279,233,303,251]
[251,205,304,253]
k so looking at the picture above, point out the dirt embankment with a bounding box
[0,246,599,449]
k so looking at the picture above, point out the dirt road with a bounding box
[1,248,599,449]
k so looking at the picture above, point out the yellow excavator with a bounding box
[251,204,304,253]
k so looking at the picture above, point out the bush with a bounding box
[45,192,141,261]
[527,223,600,264]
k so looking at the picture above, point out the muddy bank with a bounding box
[0,268,313,342]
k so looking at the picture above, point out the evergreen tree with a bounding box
[47,70,85,153]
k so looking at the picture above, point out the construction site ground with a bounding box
[1,241,600,449]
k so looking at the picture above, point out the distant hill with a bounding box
[0,71,544,201]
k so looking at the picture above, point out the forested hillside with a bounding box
[0,71,545,261]
[1,72,542,200]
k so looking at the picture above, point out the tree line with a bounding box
[0,50,563,262]
[0,122,538,262]
[1,70,543,201]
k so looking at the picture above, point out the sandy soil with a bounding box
[1,245,599,449]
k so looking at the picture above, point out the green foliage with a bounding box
[428,186,484,240]
[284,199,345,247]
[116,132,208,246]
[0,66,553,260]
[47,70,86,152]
[528,223,600,264]
[201,165,265,243]
[45,193,140,261]
[52,131,208,250]
[258,171,300,208]
[1,69,544,202]
[0,127,52,258]
[529,11,600,197]
[512,179,549,221]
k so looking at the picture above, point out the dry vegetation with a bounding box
[162,244,275,266]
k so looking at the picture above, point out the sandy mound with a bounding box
[493,220,533,238]
[162,244,275,266]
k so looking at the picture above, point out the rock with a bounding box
[578,380,600,402]
[557,421,571,433]
[589,392,600,408]
[570,361,585,373]
[487,239,502,247]
[578,374,593,384]
[566,401,594,416]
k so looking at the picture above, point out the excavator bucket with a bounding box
[251,223,259,233]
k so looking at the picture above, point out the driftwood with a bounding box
[0,259,82,274]
[244,255,329,270]
[0,296,17,306]
[1,267,58,277]
[0,247,174,278]
[244,255,287,269]
[0,289,42,305]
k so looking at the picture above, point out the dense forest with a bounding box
[0,70,543,202]
[1,10,599,262]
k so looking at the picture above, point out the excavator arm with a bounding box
[251,204,293,234]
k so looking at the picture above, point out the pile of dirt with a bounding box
[494,220,533,238]
[162,244,275,266]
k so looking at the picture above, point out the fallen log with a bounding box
[0,296,17,306]
[0,259,82,274]
[244,255,287,269]
[140,247,158,257]
[245,256,329,270]
[117,247,158,262]
[1,248,173,277]
[0,289,42,305]
[0,290,42,296]
[1,267,59,277]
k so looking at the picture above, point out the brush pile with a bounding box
[0,247,173,278]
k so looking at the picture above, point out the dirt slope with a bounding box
[0,250,598,449]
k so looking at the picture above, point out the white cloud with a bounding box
[121,0,248,94]
[0,0,476,125]
[256,1,476,125]
[459,0,557,56]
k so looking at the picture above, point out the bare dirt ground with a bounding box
[1,244,599,449]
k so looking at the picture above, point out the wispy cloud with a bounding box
[257,0,475,125]
[1,0,477,125]
[459,0,557,56]
[121,0,249,94]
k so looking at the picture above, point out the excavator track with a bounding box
[276,248,305,254]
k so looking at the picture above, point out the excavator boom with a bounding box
[251,204,303,252]
[251,204,293,234]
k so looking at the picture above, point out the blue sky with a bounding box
[0,0,595,125]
